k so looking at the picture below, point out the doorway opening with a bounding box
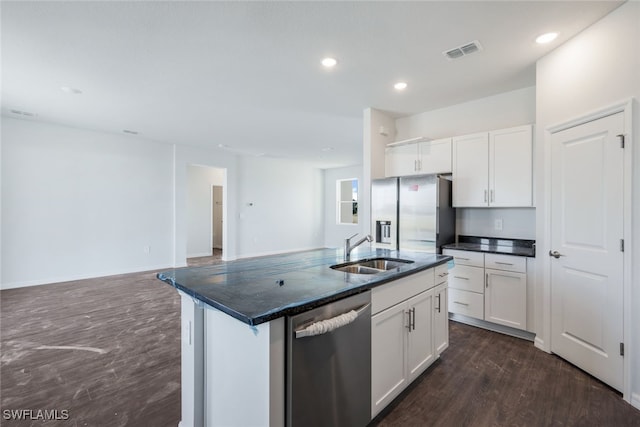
[186,164,225,267]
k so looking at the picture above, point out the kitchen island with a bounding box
[157,247,451,427]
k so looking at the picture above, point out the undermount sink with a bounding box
[331,257,414,274]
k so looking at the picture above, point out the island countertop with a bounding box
[157,248,451,326]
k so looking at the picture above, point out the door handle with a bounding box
[549,250,565,259]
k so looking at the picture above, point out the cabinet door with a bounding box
[489,125,533,207]
[406,290,434,383]
[452,133,489,207]
[485,269,527,330]
[434,283,449,356]
[385,143,419,177]
[419,138,452,174]
[371,302,408,417]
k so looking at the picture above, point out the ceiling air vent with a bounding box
[443,40,483,60]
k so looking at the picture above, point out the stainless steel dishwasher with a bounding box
[286,291,371,427]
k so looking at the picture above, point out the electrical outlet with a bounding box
[143,246,151,254]
[494,219,503,231]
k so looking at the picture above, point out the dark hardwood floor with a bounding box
[1,258,639,426]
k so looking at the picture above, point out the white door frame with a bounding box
[542,99,633,402]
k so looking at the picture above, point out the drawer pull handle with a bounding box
[494,262,514,266]
[453,276,469,280]
[455,257,470,261]
[453,301,469,307]
[438,272,449,277]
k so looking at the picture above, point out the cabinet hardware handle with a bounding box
[436,294,441,313]
[411,307,416,331]
[405,310,412,331]
[486,273,489,288]
[494,262,513,266]
[484,190,488,203]
[455,257,470,261]
[453,276,469,280]
[490,189,494,202]
[453,301,469,306]
[438,272,449,277]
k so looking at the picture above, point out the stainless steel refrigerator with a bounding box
[371,175,455,253]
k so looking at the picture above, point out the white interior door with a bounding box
[550,112,624,391]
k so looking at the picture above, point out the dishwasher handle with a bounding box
[295,303,370,338]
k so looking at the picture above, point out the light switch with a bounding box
[494,219,503,231]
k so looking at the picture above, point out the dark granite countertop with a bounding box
[442,235,535,257]
[157,248,451,326]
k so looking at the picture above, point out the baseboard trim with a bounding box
[534,336,550,353]
[235,246,325,260]
[631,393,640,410]
[0,263,173,290]
[449,313,535,342]
[187,251,213,258]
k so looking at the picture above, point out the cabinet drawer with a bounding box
[448,265,485,293]
[448,289,484,320]
[443,249,484,267]
[485,254,526,273]
[372,269,434,315]
[435,263,449,285]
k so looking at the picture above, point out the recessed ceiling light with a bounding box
[61,86,83,94]
[321,57,337,68]
[536,32,558,44]
[394,82,408,91]
[321,147,335,152]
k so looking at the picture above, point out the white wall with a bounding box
[186,165,224,257]
[535,1,639,406]
[1,118,174,288]
[363,108,397,244]
[394,86,537,240]
[235,156,324,258]
[395,86,536,141]
[323,165,364,248]
[2,118,328,286]
[174,144,238,266]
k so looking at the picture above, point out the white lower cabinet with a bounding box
[371,266,448,418]
[433,282,449,356]
[406,290,435,383]
[371,299,409,416]
[485,269,527,329]
[444,249,528,331]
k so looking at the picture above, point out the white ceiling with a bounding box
[1,1,623,168]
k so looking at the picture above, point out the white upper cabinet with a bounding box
[385,138,452,177]
[385,142,420,177]
[453,125,532,207]
[452,132,489,206]
[489,126,533,207]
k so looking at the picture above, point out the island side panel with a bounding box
[180,292,205,427]
[204,309,285,427]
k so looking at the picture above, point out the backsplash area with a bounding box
[455,208,535,240]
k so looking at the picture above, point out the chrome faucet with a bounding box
[344,233,372,261]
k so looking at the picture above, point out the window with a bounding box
[337,178,358,224]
